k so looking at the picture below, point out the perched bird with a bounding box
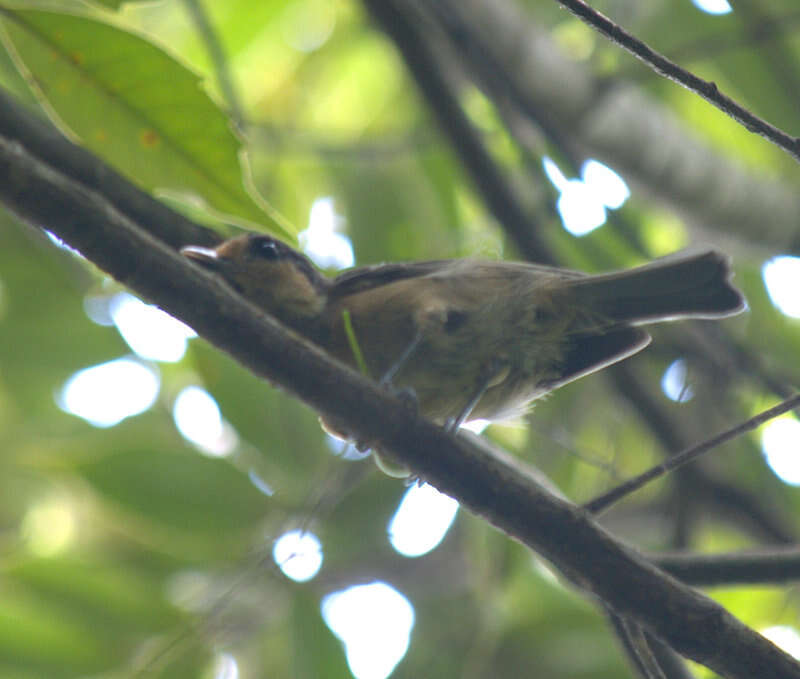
[181,234,745,432]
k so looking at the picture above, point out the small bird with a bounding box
[181,234,745,433]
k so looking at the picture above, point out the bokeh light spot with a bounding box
[173,386,237,457]
[300,196,354,270]
[543,157,629,236]
[762,417,800,486]
[762,626,800,660]
[322,582,414,679]
[110,292,195,362]
[763,256,800,318]
[692,0,732,15]
[557,180,607,236]
[59,357,159,427]
[389,483,459,557]
[273,529,323,582]
[582,160,630,209]
[661,359,694,403]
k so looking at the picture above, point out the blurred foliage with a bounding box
[0,6,294,237]
[0,0,799,678]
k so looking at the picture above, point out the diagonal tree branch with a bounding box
[584,393,800,515]
[1,88,799,679]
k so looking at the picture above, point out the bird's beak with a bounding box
[180,245,222,271]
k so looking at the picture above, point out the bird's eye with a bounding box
[250,237,281,260]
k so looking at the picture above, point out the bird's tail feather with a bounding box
[565,250,745,324]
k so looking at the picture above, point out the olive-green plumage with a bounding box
[182,234,745,426]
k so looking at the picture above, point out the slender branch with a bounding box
[1,89,799,679]
[554,0,800,162]
[645,636,696,679]
[608,365,795,544]
[584,394,800,515]
[607,611,668,679]
[654,547,800,587]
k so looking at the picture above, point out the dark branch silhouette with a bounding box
[1,82,799,678]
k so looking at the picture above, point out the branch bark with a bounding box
[654,547,800,587]
[0,88,798,679]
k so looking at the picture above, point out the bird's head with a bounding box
[181,234,329,323]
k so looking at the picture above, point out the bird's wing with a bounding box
[329,260,454,301]
[329,259,586,302]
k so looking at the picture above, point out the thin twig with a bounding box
[584,394,800,515]
[555,0,800,162]
[653,546,800,587]
[607,609,668,679]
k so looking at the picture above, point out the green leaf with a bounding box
[77,445,269,539]
[0,585,114,676]
[9,556,181,633]
[0,7,295,238]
